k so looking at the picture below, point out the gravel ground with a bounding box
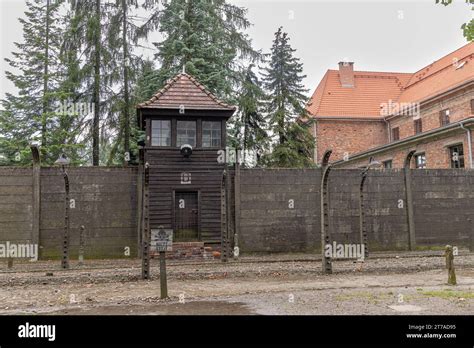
[0,251,473,315]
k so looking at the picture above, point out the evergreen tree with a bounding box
[261,27,315,168]
[134,60,162,102]
[0,0,66,165]
[142,0,259,102]
[68,0,117,165]
[105,0,150,165]
[231,64,268,166]
[262,120,315,168]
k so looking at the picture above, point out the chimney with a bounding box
[338,61,354,88]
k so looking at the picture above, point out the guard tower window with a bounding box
[151,120,171,146]
[202,121,221,148]
[177,121,196,147]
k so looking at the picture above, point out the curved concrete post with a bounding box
[404,150,416,251]
[320,149,333,274]
[359,171,369,259]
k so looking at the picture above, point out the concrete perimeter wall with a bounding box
[0,166,138,259]
[239,168,474,253]
[1,166,473,258]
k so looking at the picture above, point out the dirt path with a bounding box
[1,252,473,315]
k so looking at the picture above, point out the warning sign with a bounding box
[151,228,173,252]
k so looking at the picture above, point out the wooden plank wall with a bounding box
[146,148,225,244]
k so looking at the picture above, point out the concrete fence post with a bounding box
[30,145,41,259]
[404,151,416,251]
[234,150,241,259]
[469,218,474,252]
[320,150,333,274]
[141,161,151,280]
[136,148,145,258]
[220,168,229,262]
[359,172,369,259]
[78,225,85,266]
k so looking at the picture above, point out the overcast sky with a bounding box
[0,0,472,100]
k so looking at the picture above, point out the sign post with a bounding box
[159,251,167,299]
[151,227,173,299]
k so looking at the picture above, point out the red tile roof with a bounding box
[398,43,474,103]
[308,42,474,119]
[307,70,411,118]
[137,73,236,111]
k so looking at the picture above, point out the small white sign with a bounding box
[151,229,173,252]
[181,172,191,184]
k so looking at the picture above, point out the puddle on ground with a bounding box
[45,301,255,315]
[388,304,424,312]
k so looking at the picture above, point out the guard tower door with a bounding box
[174,191,199,241]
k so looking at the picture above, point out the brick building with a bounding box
[308,42,474,169]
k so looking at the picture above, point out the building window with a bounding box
[392,127,400,141]
[414,153,426,169]
[177,120,196,147]
[382,160,393,169]
[202,121,222,148]
[449,144,465,168]
[439,109,450,126]
[151,120,171,146]
[414,119,422,134]
[383,160,393,169]
[471,99,474,115]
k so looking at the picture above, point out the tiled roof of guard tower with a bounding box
[307,41,474,119]
[137,72,236,111]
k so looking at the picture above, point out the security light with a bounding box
[367,157,382,169]
[180,144,193,158]
[55,154,70,166]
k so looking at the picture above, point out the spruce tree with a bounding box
[261,27,315,168]
[0,0,65,165]
[232,64,268,166]
[68,0,117,165]
[105,0,150,165]
[141,0,259,102]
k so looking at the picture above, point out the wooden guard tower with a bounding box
[137,73,236,250]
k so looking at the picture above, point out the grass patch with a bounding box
[420,289,474,299]
[414,245,446,251]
